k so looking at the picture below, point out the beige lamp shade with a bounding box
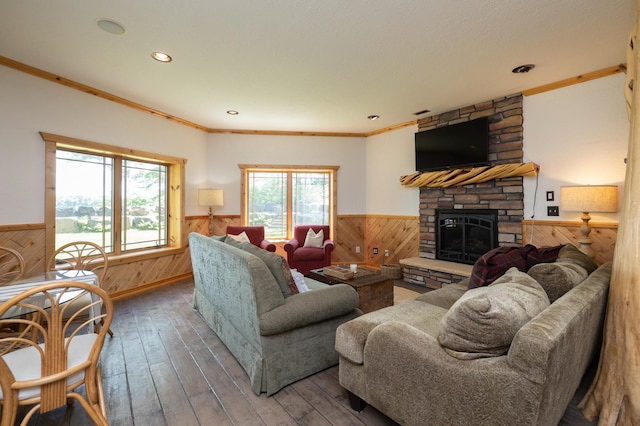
[198,188,224,207]
[560,185,618,213]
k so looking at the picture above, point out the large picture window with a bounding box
[240,165,338,240]
[42,133,185,260]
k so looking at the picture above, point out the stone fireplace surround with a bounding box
[403,94,525,289]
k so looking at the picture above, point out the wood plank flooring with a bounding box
[15,277,597,425]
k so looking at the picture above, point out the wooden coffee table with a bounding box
[308,266,394,313]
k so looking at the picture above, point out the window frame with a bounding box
[42,132,186,264]
[239,164,339,241]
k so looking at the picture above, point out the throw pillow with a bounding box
[438,267,550,359]
[303,228,324,248]
[223,237,295,297]
[227,231,250,243]
[290,269,310,292]
[527,261,588,303]
[556,244,598,274]
[280,256,299,295]
[468,245,536,289]
[525,245,563,270]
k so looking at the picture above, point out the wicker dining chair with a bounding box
[46,241,113,337]
[0,247,26,286]
[0,281,113,426]
[47,241,108,284]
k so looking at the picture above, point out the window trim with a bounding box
[239,164,339,241]
[41,132,187,264]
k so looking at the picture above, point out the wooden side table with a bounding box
[308,266,394,313]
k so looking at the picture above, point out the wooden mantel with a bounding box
[399,162,539,188]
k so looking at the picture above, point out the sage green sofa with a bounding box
[188,232,362,396]
[336,245,611,426]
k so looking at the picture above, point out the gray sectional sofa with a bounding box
[335,244,611,426]
[188,232,362,396]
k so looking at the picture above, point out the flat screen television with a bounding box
[414,117,489,172]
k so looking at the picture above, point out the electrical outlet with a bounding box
[384,249,389,257]
[547,206,559,216]
[373,248,378,255]
[355,246,360,253]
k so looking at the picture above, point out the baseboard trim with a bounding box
[110,272,193,301]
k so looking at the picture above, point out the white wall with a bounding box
[0,66,210,224]
[0,63,629,225]
[523,73,629,222]
[205,133,366,215]
[365,125,420,216]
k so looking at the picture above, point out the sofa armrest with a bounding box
[259,284,359,336]
[322,239,335,253]
[260,239,276,252]
[284,238,300,256]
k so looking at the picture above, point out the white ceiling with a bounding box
[0,0,635,134]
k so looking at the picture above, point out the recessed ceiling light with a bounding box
[151,51,172,63]
[96,18,126,35]
[367,115,380,121]
[227,110,239,115]
[512,64,535,73]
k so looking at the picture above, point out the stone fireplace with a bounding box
[403,94,525,289]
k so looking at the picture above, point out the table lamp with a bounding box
[198,189,224,236]
[560,185,618,258]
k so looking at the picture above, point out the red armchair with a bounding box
[226,225,276,252]
[284,225,334,275]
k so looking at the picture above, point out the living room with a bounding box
[0,1,635,424]
[0,60,628,296]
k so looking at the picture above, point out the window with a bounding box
[240,165,338,240]
[42,133,186,260]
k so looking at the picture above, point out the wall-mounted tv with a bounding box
[414,117,489,172]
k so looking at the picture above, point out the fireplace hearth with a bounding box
[436,209,498,265]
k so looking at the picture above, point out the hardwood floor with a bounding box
[16,277,597,425]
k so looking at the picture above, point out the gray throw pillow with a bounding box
[527,261,588,303]
[556,244,598,274]
[223,237,295,297]
[438,267,550,359]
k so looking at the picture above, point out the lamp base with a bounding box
[208,207,214,236]
[577,212,595,259]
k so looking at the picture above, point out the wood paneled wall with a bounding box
[522,220,617,265]
[0,219,207,298]
[0,224,46,278]
[363,215,420,266]
[0,217,616,298]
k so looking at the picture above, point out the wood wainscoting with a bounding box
[0,219,209,298]
[522,220,618,265]
[362,215,420,266]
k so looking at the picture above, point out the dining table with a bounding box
[0,269,98,319]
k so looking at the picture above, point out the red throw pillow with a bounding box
[468,245,537,289]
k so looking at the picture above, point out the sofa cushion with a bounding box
[223,237,296,297]
[336,301,448,365]
[556,244,598,274]
[415,281,469,310]
[292,247,325,261]
[527,261,588,303]
[438,267,550,359]
[468,245,536,289]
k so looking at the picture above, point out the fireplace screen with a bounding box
[436,209,498,265]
